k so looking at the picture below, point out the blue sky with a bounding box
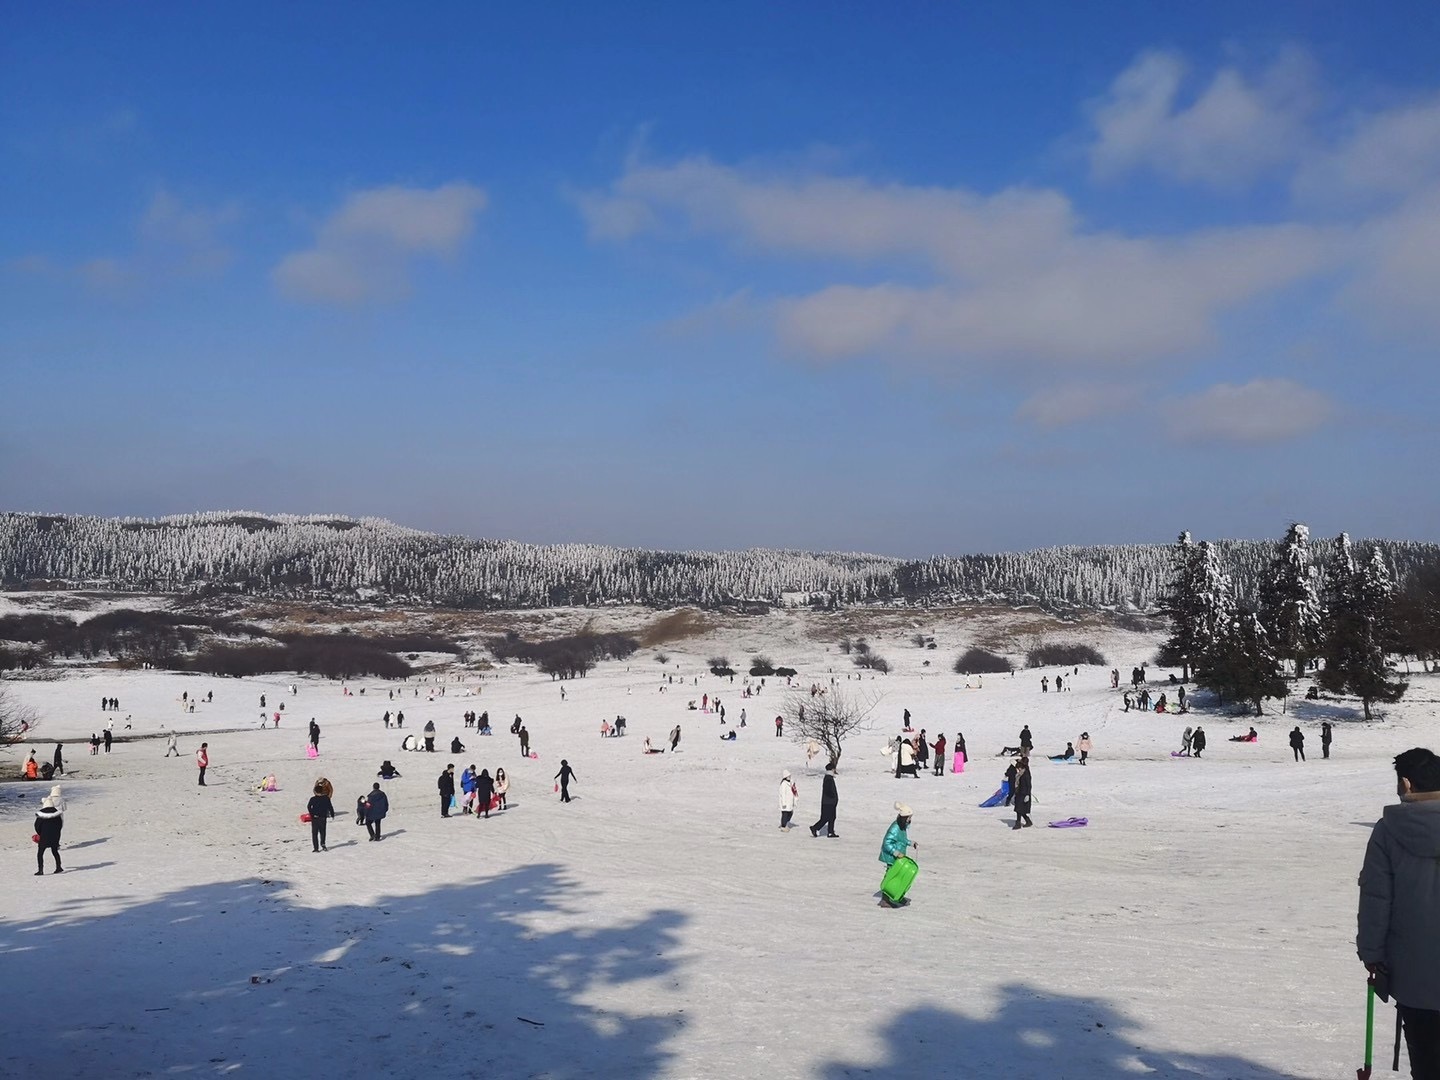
[3,3,1439,556]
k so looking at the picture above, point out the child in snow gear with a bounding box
[34,796,63,874]
[494,768,508,809]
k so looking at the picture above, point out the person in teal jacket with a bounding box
[878,802,917,907]
[879,802,915,865]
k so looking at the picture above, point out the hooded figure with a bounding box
[778,771,797,829]
[306,782,336,852]
[34,796,63,875]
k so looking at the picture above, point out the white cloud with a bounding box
[273,182,487,305]
[1085,48,1316,188]
[1016,384,1144,429]
[582,156,1337,367]
[1295,94,1440,202]
[1164,379,1334,443]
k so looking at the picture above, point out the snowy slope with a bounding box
[1,612,1430,1079]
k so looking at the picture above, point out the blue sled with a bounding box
[979,782,1010,808]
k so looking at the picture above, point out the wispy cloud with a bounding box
[1084,48,1317,188]
[8,189,237,293]
[273,182,487,305]
[1164,379,1335,443]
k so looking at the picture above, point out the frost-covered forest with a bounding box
[2,511,1437,611]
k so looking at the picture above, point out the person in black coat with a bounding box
[364,783,389,840]
[377,760,401,779]
[1003,760,1019,807]
[438,764,456,817]
[1321,721,1332,759]
[52,742,65,777]
[308,720,321,751]
[473,769,495,819]
[1019,727,1033,755]
[307,783,336,852]
[810,761,839,837]
[34,797,63,875]
[450,736,465,754]
[555,760,577,802]
[424,720,437,753]
[1191,726,1207,758]
[1289,726,1306,762]
[1012,758,1033,830]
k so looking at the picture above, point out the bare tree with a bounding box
[785,686,878,771]
[0,686,39,747]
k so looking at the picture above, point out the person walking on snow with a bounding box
[1357,746,1440,1077]
[953,732,967,774]
[555,760,577,802]
[1290,726,1306,762]
[34,796,63,875]
[52,743,65,777]
[1191,726,1207,758]
[103,728,112,753]
[1012,758,1034,829]
[778,771,797,829]
[878,803,916,907]
[914,729,929,772]
[1180,727,1193,756]
[438,764,456,817]
[932,733,947,777]
[669,725,681,752]
[810,761,839,837]
[1019,726,1033,755]
[364,783,389,840]
[519,725,531,758]
[494,767,508,810]
[165,732,180,757]
[1077,732,1092,766]
[474,769,495,819]
[196,743,209,786]
[307,782,335,852]
[775,714,784,738]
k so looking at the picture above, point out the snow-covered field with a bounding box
[1,605,1432,1078]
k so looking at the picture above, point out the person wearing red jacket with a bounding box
[196,743,209,786]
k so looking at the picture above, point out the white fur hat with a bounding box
[40,796,56,810]
[894,802,913,817]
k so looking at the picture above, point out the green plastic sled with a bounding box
[881,856,918,904]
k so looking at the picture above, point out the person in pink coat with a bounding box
[196,743,210,786]
[951,732,967,773]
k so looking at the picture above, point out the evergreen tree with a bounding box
[1197,610,1287,716]
[1258,523,1323,679]
[1158,532,1204,679]
[1318,536,1408,720]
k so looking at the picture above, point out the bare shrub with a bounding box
[954,648,1013,674]
[1026,643,1107,668]
[750,654,775,676]
[0,686,39,746]
[853,652,890,673]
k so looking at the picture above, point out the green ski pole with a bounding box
[1357,979,1374,1080]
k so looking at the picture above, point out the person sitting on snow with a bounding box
[1048,742,1075,762]
[377,760,402,779]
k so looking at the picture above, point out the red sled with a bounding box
[299,812,312,823]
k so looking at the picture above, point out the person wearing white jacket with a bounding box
[779,771,797,830]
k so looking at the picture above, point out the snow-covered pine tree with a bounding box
[1198,610,1287,715]
[1158,532,1204,679]
[1319,537,1408,720]
[1259,523,1323,680]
